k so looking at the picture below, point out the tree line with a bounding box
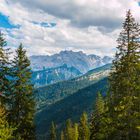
[49,10,140,140]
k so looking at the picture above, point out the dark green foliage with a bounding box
[10,44,35,139]
[89,10,140,140]
[57,113,89,140]
[95,92,105,116]
[0,32,12,106]
[0,32,15,140]
[90,92,105,140]
[107,10,140,139]
[0,34,35,139]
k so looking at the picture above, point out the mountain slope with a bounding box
[30,50,112,73]
[35,78,108,139]
[34,64,111,110]
[32,64,82,87]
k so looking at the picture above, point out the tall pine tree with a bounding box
[11,44,35,139]
[0,32,12,106]
[108,10,140,139]
[90,92,106,140]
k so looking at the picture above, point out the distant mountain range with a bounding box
[30,50,113,73]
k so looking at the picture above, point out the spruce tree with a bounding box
[78,112,90,140]
[90,92,106,140]
[11,44,35,139]
[0,32,11,106]
[108,10,140,139]
[50,122,56,140]
[95,92,105,118]
[90,10,140,140]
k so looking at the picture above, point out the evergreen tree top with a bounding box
[0,32,7,48]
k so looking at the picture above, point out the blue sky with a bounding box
[0,0,140,56]
[0,12,56,29]
[0,13,15,28]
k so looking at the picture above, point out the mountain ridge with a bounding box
[30,50,112,73]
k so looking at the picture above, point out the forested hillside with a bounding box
[34,64,111,110]
[35,78,108,139]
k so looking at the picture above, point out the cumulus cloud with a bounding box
[7,0,140,29]
[0,0,140,56]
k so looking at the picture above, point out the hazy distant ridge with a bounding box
[30,50,112,73]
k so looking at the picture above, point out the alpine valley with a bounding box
[29,51,112,139]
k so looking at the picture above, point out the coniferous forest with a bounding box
[0,10,140,140]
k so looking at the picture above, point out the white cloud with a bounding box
[0,0,140,57]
